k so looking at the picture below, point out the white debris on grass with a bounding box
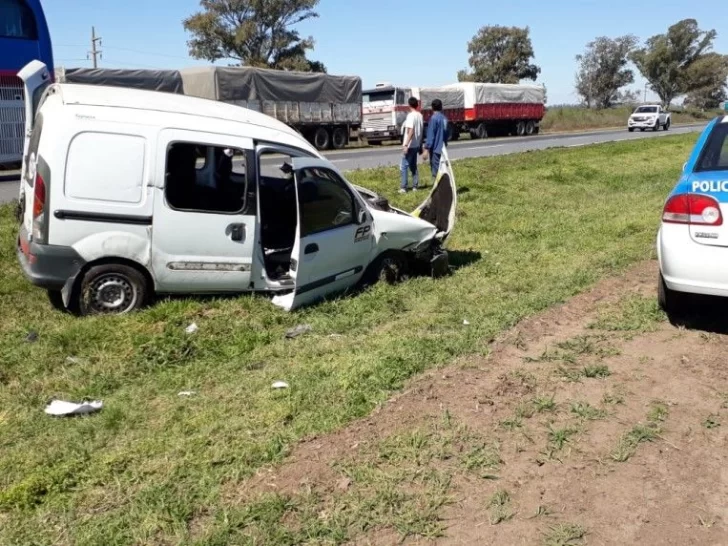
[185,323,199,334]
[272,381,290,390]
[45,400,103,417]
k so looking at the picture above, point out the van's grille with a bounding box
[0,75,25,164]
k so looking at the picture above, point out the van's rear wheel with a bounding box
[78,264,148,316]
[47,290,67,312]
[313,127,331,150]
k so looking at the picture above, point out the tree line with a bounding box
[183,1,727,109]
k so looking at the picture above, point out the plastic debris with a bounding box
[178,391,196,397]
[463,320,471,326]
[285,324,312,339]
[272,381,290,390]
[45,399,103,417]
[185,323,199,334]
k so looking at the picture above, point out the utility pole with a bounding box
[88,26,102,68]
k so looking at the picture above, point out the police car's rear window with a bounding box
[696,122,728,173]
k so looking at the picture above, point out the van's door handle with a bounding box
[304,243,319,255]
[229,223,245,242]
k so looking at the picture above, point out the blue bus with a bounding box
[0,0,53,165]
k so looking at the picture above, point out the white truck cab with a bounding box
[628,104,671,132]
[16,62,456,316]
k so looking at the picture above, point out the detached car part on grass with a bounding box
[15,61,457,316]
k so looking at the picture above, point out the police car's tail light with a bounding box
[662,193,723,226]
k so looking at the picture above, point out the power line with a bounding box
[102,45,191,61]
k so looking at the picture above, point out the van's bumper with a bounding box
[17,228,85,290]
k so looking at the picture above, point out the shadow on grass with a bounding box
[666,294,728,335]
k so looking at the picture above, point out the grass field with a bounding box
[541,105,714,133]
[0,133,699,545]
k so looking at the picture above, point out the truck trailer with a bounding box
[58,66,362,151]
[361,82,546,143]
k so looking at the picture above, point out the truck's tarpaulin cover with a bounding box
[57,67,184,94]
[179,66,361,104]
[180,66,362,124]
[419,87,465,110]
[443,82,546,108]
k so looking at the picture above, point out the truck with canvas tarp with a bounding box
[58,65,362,151]
[361,81,546,143]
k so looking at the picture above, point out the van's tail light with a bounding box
[32,172,47,241]
[662,193,723,226]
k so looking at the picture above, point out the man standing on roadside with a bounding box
[423,99,448,181]
[399,97,424,194]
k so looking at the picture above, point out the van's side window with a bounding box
[165,143,248,213]
[296,167,356,237]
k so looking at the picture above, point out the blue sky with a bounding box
[46,0,727,105]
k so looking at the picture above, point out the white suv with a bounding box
[628,105,671,132]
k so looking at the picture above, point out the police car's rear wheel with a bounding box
[658,272,687,315]
[78,264,148,316]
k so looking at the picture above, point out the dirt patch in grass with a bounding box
[233,260,728,544]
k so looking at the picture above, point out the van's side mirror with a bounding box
[683,162,688,172]
[357,209,368,224]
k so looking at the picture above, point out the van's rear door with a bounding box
[17,61,52,231]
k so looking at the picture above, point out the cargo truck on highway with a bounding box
[361,82,546,144]
[58,66,362,151]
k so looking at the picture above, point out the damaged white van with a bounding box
[15,61,456,316]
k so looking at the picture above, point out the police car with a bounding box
[658,113,728,313]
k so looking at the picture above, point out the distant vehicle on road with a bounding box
[628,105,671,132]
[0,0,53,165]
[361,82,546,144]
[658,115,728,314]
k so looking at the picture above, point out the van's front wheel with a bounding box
[363,251,410,287]
[77,264,148,316]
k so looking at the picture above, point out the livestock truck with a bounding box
[58,66,362,151]
[361,82,546,144]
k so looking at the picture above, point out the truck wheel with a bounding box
[450,129,460,141]
[664,119,670,131]
[313,127,331,150]
[474,123,487,139]
[77,264,148,316]
[628,127,634,132]
[525,120,535,136]
[332,127,347,149]
[516,121,526,136]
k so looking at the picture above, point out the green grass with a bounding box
[0,134,697,544]
[611,401,668,462]
[542,522,587,546]
[590,294,666,333]
[488,489,514,525]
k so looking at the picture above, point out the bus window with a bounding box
[0,0,38,40]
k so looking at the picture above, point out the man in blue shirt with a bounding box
[423,99,449,181]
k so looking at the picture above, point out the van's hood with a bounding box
[355,146,457,244]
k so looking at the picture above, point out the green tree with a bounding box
[183,0,326,72]
[683,52,728,109]
[458,25,541,83]
[575,35,638,109]
[630,19,719,107]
